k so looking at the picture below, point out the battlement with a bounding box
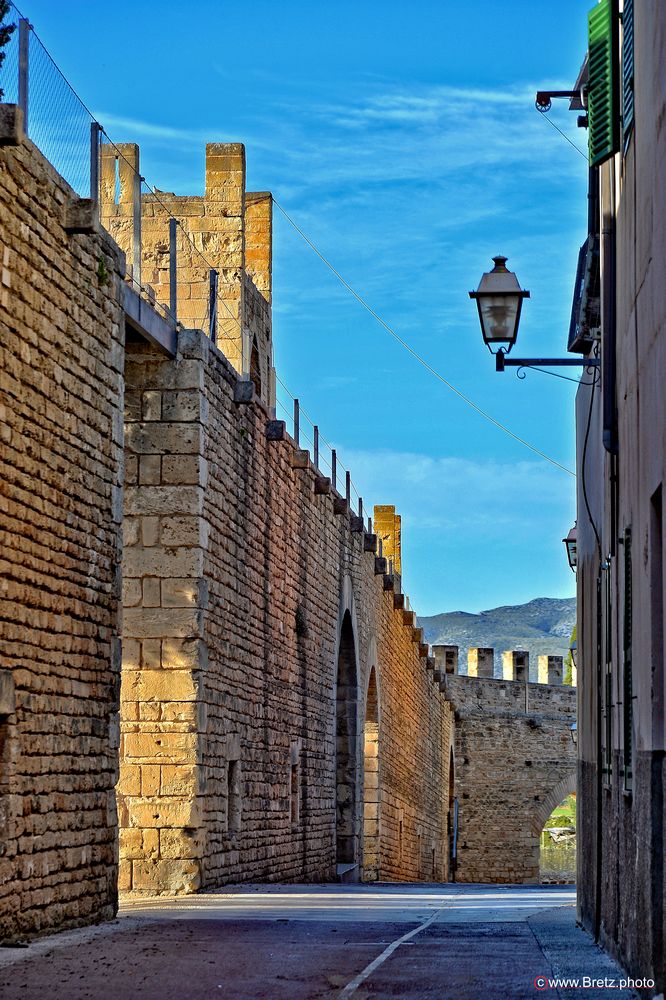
[100,142,274,406]
[432,645,569,687]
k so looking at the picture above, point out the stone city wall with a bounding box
[0,107,124,939]
[441,662,576,884]
[119,328,454,892]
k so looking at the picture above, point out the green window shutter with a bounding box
[622,0,634,140]
[588,0,620,166]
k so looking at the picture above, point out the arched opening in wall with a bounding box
[448,747,457,882]
[362,666,379,882]
[336,611,359,872]
[539,793,576,885]
[250,336,262,397]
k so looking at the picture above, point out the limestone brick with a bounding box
[442,674,576,883]
[0,126,123,939]
[119,329,454,893]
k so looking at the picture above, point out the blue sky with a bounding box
[14,0,592,614]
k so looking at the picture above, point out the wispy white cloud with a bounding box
[340,448,571,535]
[333,448,575,615]
[94,113,208,145]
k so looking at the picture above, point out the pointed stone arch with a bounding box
[530,770,577,836]
[448,746,457,881]
[336,610,359,870]
[362,662,380,881]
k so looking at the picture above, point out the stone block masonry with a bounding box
[0,109,125,939]
[100,143,275,409]
[442,669,576,883]
[120,326,454,891]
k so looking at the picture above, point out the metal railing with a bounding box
[274,375,373,530]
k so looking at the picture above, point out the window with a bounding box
[250,336,262,397]
[602,561,613,779]
[622,527,633,790]
[290,761,300,827]
[227,759,241,834]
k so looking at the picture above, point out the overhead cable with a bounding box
[272,196,575,478]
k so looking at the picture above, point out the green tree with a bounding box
[0,1,16,102]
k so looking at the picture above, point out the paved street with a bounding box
[0,884,638,999]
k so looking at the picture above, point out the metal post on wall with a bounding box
[345,471,351,507]
[132,169,142,290]
[209,270,218,344]
[313,426,319,469]
[89,123,101,224]
[18,19,29,133]
[169,218,177,320]
[331,449,337,492]
[293,398,300,445]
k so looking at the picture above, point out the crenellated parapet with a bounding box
[440,644,576,885]
[434,644,568,688]
[100,142,275,408]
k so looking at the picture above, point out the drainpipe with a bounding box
[602,160,617,456]
[594,572,603,941]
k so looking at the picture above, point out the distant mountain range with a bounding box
[417,597,576,679]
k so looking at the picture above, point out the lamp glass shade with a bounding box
[563,525,578,571]
[470,255,530,353]
[570,722,578,746]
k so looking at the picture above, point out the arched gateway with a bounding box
[362,666,380,881]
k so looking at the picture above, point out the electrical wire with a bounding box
[17,0,575,482]
[581,350,603,560]
[536,109,589,160]
[272,196,575,478]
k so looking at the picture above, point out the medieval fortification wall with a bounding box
[0,107,124,938]
[0,110,455,937]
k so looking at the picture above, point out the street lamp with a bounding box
[468,255,530,355]
[570,722,578,746]
[471,256,600,374]
[569,639,577,671]
[563,524,577,572]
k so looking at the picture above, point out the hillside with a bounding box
[417,597,576,679]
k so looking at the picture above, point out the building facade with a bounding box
[572,0,665,991]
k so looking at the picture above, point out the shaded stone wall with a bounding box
[442,673,576,883]
[119,328,454,892]
[0,109,125,939]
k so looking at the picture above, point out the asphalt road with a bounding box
[0,884,640,999]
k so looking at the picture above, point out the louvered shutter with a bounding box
[588,0,620,166]
[622,0,634,139]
